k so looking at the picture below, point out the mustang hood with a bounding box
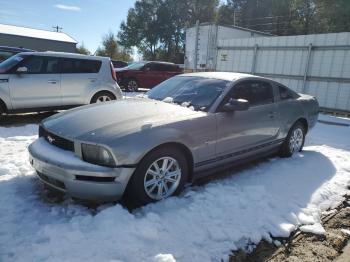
[42,98,204,141]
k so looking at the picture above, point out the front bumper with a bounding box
[28,138,135,201]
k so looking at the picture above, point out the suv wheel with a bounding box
[91,92,116,104]
[280,121,306,157]
[126,147,188,206]
[125,79,139,92]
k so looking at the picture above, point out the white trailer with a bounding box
[185,22,271,70]
[216,32,350,112]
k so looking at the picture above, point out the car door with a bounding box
[59,58,102,106]
[215,79,280,160]
[9,55,61,109]
[142,63,165,88]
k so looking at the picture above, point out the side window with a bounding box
[59,58,101,73]
[45,58,59,74]
[20,56,44,74]
[75,59,101,73]
[163,64,177,71]
[60,58,74,73]
[149,63,162,71]
[0,51,15,62]
[232,81,274,106]
[279,85,296,100]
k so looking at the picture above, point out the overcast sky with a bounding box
[0,0,136,54]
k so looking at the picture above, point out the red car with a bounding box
[115,61,183,91]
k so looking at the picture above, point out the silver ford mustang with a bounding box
[28,72,319,204]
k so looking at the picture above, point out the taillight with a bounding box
[110,62,117,82]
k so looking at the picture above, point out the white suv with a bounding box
[0,52,122,115]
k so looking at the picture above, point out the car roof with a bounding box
[15,51,109,61]
[112,60,127,63]
[0,46,35,52]
[180,72,261,81]
[144,61,176,65]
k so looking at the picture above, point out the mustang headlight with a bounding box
[81,144,116,167]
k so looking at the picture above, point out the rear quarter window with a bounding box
[60,58,102,73]
[278,85,299,100]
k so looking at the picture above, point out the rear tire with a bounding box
[280,121,306,157]
[126,147,189,206]
[90,91,116,104]
[125,78,139,92]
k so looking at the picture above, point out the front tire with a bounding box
[90,91,116,104]
[126,147,189,206]
[280,121,306,157]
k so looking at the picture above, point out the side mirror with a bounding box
[221,99,249,112]
[16,67,28,74]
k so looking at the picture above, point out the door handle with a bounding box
[88,78,97,82]
[48,80,58,84]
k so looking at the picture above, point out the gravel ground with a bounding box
[230,193,350,262]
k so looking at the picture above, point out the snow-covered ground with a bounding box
[0,115,350,262]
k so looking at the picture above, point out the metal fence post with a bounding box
[302,43,313,93]
[212,24,219,71]
[251,44,258,74]
[194,20,200,71]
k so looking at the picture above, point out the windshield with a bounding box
[0,54,25,73]
[124,61,147,70]
[146,76,230,112]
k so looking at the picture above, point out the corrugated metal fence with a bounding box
[216,33,350,112]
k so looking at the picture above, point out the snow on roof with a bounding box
[0,24,77,44]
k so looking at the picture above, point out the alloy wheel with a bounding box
[127,80,138,92]
[96,95,112,103]
[289,127,304,153]
[143,157,182,200]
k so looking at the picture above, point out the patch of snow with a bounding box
[273,240,282,247]
[298,212,315,225]
[162,97,174,103]
[0,118,349,261]
[340,229,350,235]
[181,101,190,107]
[300,223,326,235]
[153,254,176,262]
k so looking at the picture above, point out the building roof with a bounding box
[0,24,77,44]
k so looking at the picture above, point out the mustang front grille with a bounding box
[39,126,74,152]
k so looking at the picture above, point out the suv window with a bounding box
[60,58,102,73]
[45,57,59,74]
[20,56,44,74]
[232,80,274,106]
[0,51,15,62]
[279,85,298,100]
